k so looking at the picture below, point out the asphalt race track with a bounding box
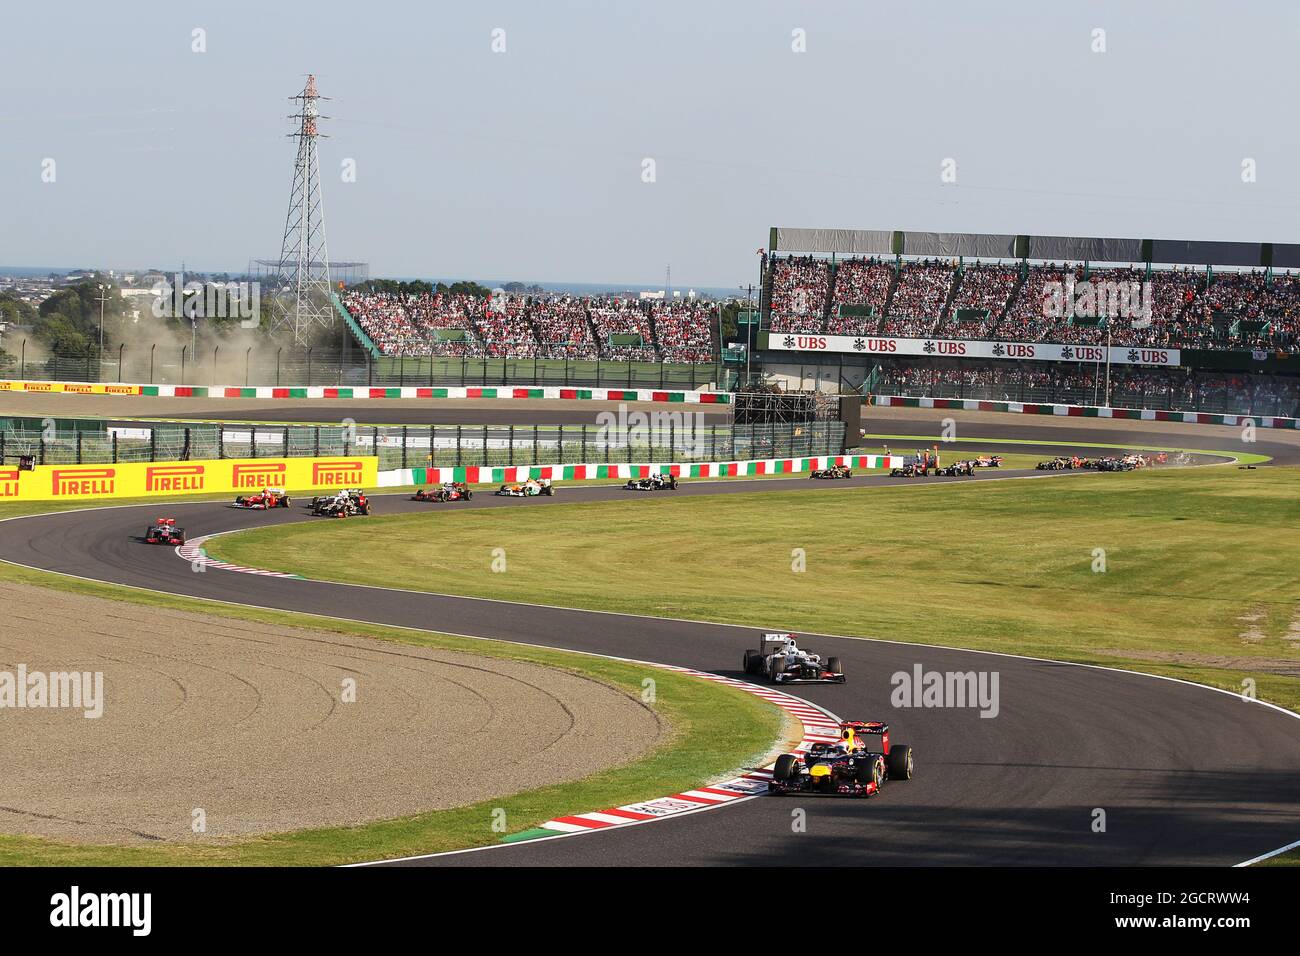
[1,437,1297,866]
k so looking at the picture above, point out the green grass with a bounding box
[0,560,785,866]
[210,463,1300,714]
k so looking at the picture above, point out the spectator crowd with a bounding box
[341,290,719,363]
[763,254,1300,353]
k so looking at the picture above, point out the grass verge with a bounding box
[0,560,784,866]
[210,463,1300,715]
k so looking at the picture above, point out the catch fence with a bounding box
[0,420,844,472]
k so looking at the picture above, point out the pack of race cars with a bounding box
[1036,452,1168,471]
[889,452,1002,478]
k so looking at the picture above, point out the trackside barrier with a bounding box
[0,379,731,405]
[376,453,904,487]
[870,394,1299,430]
[0,456,378,502]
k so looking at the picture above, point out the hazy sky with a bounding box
[1,1,1297,288]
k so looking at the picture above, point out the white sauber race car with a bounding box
[743,632,845,684]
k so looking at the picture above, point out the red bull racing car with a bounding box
[144,517,185,545]
[412,482,474,502]
[768,721,914,797]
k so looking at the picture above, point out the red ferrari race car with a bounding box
[412,482,474,503]
[233,487,291,509]
[144,517,185,545]
[768,721,913,797]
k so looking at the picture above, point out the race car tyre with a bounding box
[855,756,879,786]
[773,754,799,782]
[827,656,842,677]
[768,659,783,681]
[742,649,758,674]
[543,486,554,496]
[360,503,370,515]
[464,490,473,500]
[887,745,913,780]
[281,496,291,508]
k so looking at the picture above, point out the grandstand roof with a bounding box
[769,228,1300,269]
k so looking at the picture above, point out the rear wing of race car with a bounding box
[841,720,888,733]
[760,633,797,655]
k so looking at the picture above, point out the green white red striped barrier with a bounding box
[0,379,730,405]
[377,452,903,487]
[871,394,1298,429]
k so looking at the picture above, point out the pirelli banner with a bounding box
[0,456,378,502]
[0,380,143,395]
[764,334,1180,367]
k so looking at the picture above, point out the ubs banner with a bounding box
[0,456,378,502]
[765,334,1180,367]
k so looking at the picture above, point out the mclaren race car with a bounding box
[310,489,371,517]
[234,487,291,509]
[144,517,185,545]
[412,481,474,502]
[625,474,679,491]
[809,463,852,479]
[496,478,554,497]
[743,633,845,684]
[768,720,913,797]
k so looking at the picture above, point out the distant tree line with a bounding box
[348,279,493,298]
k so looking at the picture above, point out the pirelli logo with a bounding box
[312,460,365,486]
[65,384,94,394]
[106,385,136,395]
[23,383,55,392]
[145,463,205,492]
[231,462,287,488]
[51,467,116,496]
[0,467,19,498]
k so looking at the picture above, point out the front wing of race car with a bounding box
[767,774,879,797]
[773,666,846,684]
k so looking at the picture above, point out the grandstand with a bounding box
[758,228,1300,353]
[339,290,720,364]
